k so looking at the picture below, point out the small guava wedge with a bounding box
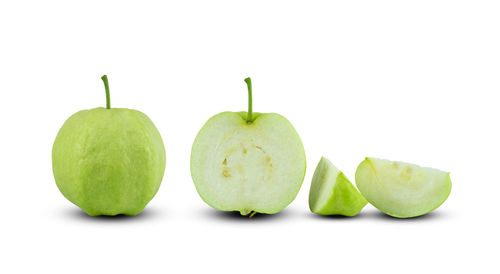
[309,157,367,216]
[355,157,452,218]
[191,78,306,216]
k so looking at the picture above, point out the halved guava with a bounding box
[191,111,306,215]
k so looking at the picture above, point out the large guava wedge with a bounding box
[309,157,367,216]
[355,157,452,218]
[190,78,306,216]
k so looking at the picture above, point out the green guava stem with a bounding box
[244,77,252,123]
[248,211,257,218]
[101,75,111,109]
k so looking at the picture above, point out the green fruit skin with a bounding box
[314,172,367,216]
[309,157,367,216]
[355,158,452,218]
[52,107,166,216]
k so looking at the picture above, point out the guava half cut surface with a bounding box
[191,111,306,215]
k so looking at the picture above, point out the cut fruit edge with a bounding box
[355,157,452,218]
[309,157,366,215]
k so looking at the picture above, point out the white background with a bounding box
[1,0,499,273]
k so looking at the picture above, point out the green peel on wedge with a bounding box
[309,157,367,216]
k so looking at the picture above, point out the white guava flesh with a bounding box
[355,157,452,218]
[191,112,306,215]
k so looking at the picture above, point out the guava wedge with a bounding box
[355,157,452,218]
[309,157,367,216]
[190,78,306,216]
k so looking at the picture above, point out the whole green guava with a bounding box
[52,75,166,216]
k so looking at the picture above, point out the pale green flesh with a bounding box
[191,111,306,215]
[52,107,166,216]
[309,157,367,216]
[355,157,452,218]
